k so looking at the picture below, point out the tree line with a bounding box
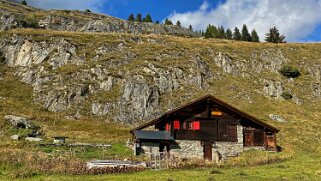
[127,13,194,30]
[203,24,285,43]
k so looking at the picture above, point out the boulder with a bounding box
[4,115,37,129]
[269,114,287,123]
[25,137,43,142]
[10,135,20,140]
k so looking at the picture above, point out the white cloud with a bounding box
[25,0,107,13]
[168,0,321,42]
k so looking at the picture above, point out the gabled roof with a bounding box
[131,95,279,133]
[134,130,174,141]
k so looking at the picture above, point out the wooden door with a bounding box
[244,131,253,146]
[203,143,212,161]
[266,135,276,150]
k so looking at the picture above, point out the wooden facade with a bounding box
[131,95,279,160]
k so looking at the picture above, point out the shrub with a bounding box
[210,170,222,174]
[279,65,300,78]
[281,92,293,100]
[85,9,91,13]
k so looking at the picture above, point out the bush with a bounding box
[210,170,222,174]
[281,92,293,100]
[279,65,300,78]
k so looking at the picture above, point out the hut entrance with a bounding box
[203,142,212,161]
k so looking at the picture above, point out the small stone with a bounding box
[10,135,20,140]
[25,137,43,142]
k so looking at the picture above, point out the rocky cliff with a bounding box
[1,0,321,127]
[1,29,321,125]
[0,0,198,37]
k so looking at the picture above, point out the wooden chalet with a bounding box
[130,95,279,161]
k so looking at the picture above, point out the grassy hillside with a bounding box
[1,29,321,180]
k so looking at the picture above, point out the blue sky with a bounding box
[98,0,224,22]
[23,0,321,42]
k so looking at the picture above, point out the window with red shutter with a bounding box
[165,123,170,131]
[193,121,200,130]
[174,120,180,130]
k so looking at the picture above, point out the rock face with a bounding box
[4,115,37,129]
[1,21,320,125]
[0,1,198,37]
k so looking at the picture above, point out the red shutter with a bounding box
[165,123,170,131]
[193,121,200,130]
[174,120,180,130]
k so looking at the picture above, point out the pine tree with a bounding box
[144,14,153,23]
[128,13,135,21]
[21,0,27,5]
[241,24,251,42]
[189,24,193,31]
[136,13,142,22]
[233,27,241,40]
[164,18,173,25]
[251,29,260,42]
[265,26,286,43]
[218,25,225,39]
[176,21,181,27]
[226,28,233,39]
[155,20,160,24]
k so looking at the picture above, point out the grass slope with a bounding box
[0,29,321,180]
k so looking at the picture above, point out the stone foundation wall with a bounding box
[170,140,203,159]
[171,125,244,161]
[134,142,160,155]
[135,125,245,161]
[213,125,244,160]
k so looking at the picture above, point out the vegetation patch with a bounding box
[279,65,300,78]
[281,91,293,100]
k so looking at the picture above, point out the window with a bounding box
[219,123,237,142]
[165,123,170,131]
[174,120,180,130]
[183,121,200,131]
[253,130,264,146]
[193,121,200,130]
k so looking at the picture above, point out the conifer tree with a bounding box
[265,26,286,43]
[241,24,251,42]
[204,25,219,38]
[218,25,225,39]
[144,14,153,23]
[127,13,135,21]
[176,20,181,27]
[226,28,233,39]
[136,13,142,22]
[155,20,160,24]
[233,27,241,40]
[21,0,27,5]
[164,18,173,25]
[251,29,260,42]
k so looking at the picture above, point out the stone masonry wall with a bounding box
[135,125,245,161]
[213,125,244,161]
[170,125,244,161]
[170,140,204,159]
